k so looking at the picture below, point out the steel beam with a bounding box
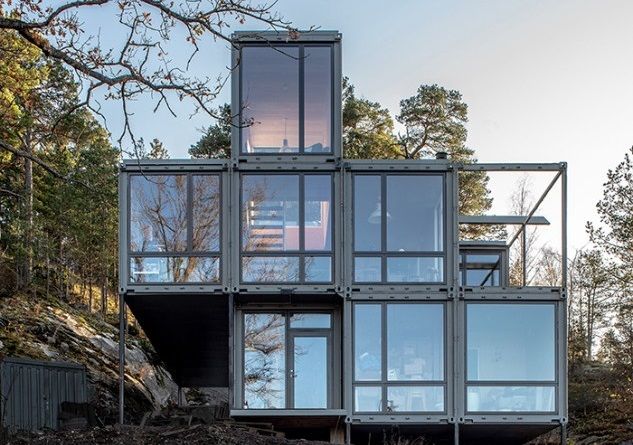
[459,215,550,225]
[460,162,564,172]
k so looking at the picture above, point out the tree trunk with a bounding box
[88,280,93,312]
[23,130,34,292]
[101,277,107,316]
[45,235,50,298]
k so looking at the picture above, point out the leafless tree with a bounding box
[508,175,540,286]
[0,0,302,173]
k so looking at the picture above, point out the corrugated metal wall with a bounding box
[1,357,87,432]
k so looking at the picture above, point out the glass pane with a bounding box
[387,304,444,381]
[354,176,381,251]
[241,46,299,153]
[386,257,443,283]
[192,175,220,251]
[467,304,556,381]
[290,314,331,329]
[467,386,556,412]
[386,175,443,252]
[294,336,328,408]
[130,175,187,252]
[467,254,501,264]
[242,256,299,283]
[354,305,382,381]
[354,386,382,412]
[354,257,382,283]
[130,257,219,283]
[466,269,500,286]
[244,314,286,408]
[304,46,332,153]
[387,386,444,412]
[242,175,299,251]
[304,175,332,251]
[305,256,332,282]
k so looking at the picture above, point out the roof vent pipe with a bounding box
[436,151,448,160]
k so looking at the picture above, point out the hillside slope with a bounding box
[0,292,177,422]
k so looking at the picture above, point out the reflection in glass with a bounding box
[294,336,328,408]
[192,175,220,251]
[305,256,332,282]
[130,175,187,252]
[304,47,332,153]
[462,253,502,286]
[241,46,299,153]
[242,175,299,251]
[387,386,444,412]
[290,314,331,329]
[244,314,286,408]
[354,176,381,251]
[387,305,444,381]
[386,257,443,283]
[354,257,382,283]
[130,257,219,283]
[242,256,299,282]
[467,304,555,381]
[304,175,332,251]
[354,387,382,412]
[354,305,382,381]
[386,175,443,252]
[467,386,555,412]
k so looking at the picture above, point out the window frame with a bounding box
[352,173,447,285]
[127,172,223,285]
[238,43,336,156]
[239,309,339,410]
[239,172,335,285]
[463,301,559,415]
[352,302,448,414]
[459,247,509,288]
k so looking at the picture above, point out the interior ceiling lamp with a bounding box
[368,197,392,224]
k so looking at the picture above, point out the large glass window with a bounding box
[129,174,220,283]
[244,313,286,408]
[466,303,557,413]
[353,174,445,283]
[240,45,333,154]
[241,174,333,283]
[242,311,334,409]
[353,303,445,413]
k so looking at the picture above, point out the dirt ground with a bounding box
[7,424,331,445]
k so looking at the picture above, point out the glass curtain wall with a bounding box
[353,174,445,283]
[466,303,557,412]
[241,174,333,283]
[353,303,445,413]
[243,312,333,409]
[240,45,332,154]
[129,174,220,283]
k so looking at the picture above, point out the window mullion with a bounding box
[381,175,387,283]
[299,45,305,153]
[187,173,193,252]
[299,174,305,282]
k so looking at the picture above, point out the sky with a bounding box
[87,0,633,252]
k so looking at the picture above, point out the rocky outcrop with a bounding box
[0,293,178,420]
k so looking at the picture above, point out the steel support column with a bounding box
[454,422,460,445]
[118,292,126,424]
